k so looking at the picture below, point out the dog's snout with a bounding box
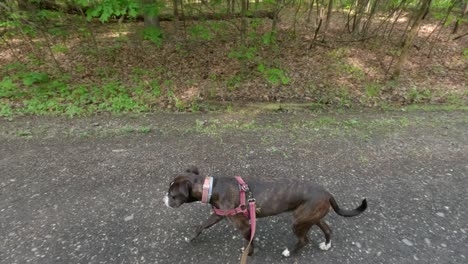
[163,195,171,208]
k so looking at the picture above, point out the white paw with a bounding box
[319,242,331,251]
[282,248,290,257]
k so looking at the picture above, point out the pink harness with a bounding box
[201,176,257,250]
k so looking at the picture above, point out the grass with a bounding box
[1,60,466,118]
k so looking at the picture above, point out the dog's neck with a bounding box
[190,175,218,204]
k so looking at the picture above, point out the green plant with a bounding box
[343,119,360,127]
[143,27,163,46]
[328,48,349,60]
[228,46,257,61]
[227,75,242,90]
[22,72,49,86]
[310,101,326,112]
[365,83,381,98]
[150,80,161,97]
[257,64,289,85]
[0,104,13,117]
[189,24,212,41]
[335,87,352,107]
[0,77,18,98]
[408,87,432,103]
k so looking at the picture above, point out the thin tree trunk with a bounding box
[452,0,467,35]
[421,0,432,19]
[392,0,431,79]
[180,0,187,39]
[362,0,378,37]
[353,0,369,35]
[173,0,180,30]
[307,0,316,24]
[322,0,333,41]
[38,24,63,73]
[388,0,407,38]
[293,0,303,37]
[428,0,456,57]
[78,7,108,78]
[314,0,325,39]
[240,0,247,44]
[142,0,161,29]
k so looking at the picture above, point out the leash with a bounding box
[240,199,256,264]
[201,176,257,264]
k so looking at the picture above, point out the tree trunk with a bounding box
[240,0,247,44]
[421,0,432,19]
[452,0,467,35]
[145,15,160,28]
[142,0,161,29]
[392,0,431,79]
[322,0,333,41]
[362,0,379,37]
[307,0,316,24]
[173,0,180,30]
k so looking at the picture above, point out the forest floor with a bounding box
[0,6,467,116]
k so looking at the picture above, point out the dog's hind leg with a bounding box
[317,220,332,250]
[190,213,223,242]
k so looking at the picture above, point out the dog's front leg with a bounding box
[231,216,255,256]
[190,213,223,242]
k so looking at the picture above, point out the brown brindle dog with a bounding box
[164,166,367,257]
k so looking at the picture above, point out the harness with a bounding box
[201,176,257,264]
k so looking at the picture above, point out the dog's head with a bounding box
[164,166,201,208]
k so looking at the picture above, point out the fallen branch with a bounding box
[453,31,468,40]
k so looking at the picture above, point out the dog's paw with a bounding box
[281,248,290,257]
[319,242,331,251]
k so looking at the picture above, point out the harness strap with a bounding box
[212,176,251,218]
[204,176,256,264]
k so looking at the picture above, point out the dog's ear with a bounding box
[179,180,192,198]
[185,166,199,175]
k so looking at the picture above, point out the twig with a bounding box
[453,31,468,40]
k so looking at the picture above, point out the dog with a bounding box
[164,166,367,257]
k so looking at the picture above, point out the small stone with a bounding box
[441,243,447,248]
[413,255,419,261]
[402,239,414,246]
[124,214,134,221]
[424,238,431,246]
[355,242,362,248]
[436,212,445,217]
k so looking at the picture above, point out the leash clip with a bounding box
[248,198,256,202]
[239,183,249,192]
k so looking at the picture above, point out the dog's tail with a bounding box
[329,197,367,217]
